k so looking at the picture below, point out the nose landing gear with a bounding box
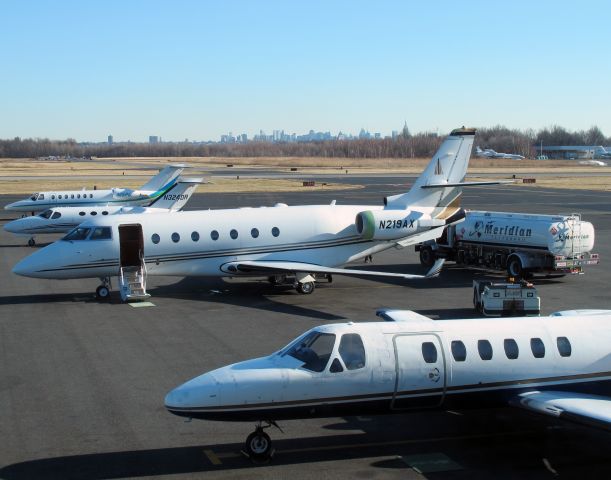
[243,420,282,462]
[96,277,112,300]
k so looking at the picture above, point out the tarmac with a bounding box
[1,177,610,479]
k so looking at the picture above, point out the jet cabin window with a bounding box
[284,331,336,373]
[338,334,366,370]
[451,340,467,362]
[557,337,572,357]
[504,339,519,359]
[478,340,493,360]
[530,338,545,358]
[63,227,91,241]
[421,342,438,363]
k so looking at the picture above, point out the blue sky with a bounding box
[2,0,610,142]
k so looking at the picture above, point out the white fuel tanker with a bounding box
[416,211,599,277]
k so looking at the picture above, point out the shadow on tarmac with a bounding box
[2,411,610,480]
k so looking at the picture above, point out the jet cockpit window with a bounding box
[283,331,336,372]
[63,227,92,241]
[90,227,112,240]
[39,209,53,219]
[30,193,39,201]
[38,194,45,200]
[51,211,61,219]
[338,334,366,370]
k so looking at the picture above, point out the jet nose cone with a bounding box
[3,219,18,233]
[12,255,37,277]
[165,373,220,412]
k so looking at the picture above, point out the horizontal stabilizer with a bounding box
[510,391,611,431]
[421,180,514,189]
[222,258,444,280]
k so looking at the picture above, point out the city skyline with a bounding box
[2,0,610,142]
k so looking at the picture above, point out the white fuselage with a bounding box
[4,189,157,212]
[165,313,611,421]
[12,203,433,279]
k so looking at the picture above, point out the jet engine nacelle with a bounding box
[355,210,418,240]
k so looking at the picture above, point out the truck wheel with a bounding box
[507,257,523,277]
[419,246,435,267]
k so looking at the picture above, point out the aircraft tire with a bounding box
[506,256,523,278]
[245,430,272,461]
[419,246,435,267]
[296,281,315,294]
[96,285,110,300]
[27,237,36,247]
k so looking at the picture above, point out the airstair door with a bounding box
[118,224,150,301]
[119,224,143,267]
[391,334,446,410]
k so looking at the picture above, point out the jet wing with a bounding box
[228,258,445,280]
[510,391,611,431]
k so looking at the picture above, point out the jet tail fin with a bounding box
[384,127,476,219]
[139,164,188,193]
[146,177,203,210]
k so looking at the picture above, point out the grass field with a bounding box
[1,157,610,193]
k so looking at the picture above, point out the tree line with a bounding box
[1,125,609,159]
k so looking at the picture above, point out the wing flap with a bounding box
[510,391,611,431]
[225,258,444,280]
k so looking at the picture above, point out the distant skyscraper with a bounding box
[107,135,113,144]
[149,136,159,144]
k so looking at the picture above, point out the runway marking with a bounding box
[542,457,559,476]
[204,449,222,465]
[129,301,156,308]
[402,452,462,473]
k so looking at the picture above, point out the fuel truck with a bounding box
[416,211,599,277]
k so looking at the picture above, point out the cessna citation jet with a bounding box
[4,164,187,212]
[13,127,494,299]
[165,309,611,460]
[4,178,203,246]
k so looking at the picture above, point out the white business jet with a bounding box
[13,127,497,299]
[165,308,611,460]
[4,178,203,246]
[475,146,525,160]
[3,164,187,212]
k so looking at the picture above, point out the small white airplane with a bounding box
[13,127,499,299]
[4,178,203,246]
[579,160,607,166]
[165,308,611,460]
[475,146,525,160]
[3,164,187,212]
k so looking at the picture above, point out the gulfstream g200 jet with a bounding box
[4,164,187,212]
[13,128,493,299]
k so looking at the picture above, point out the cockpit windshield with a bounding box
[30,193,40,201]
[282,331,336,372]
[39,209,53,219]
[62,227,92,241]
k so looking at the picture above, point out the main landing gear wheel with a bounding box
[419,246,435,267]
[27,237,36,247]
[245,428,273,461]
[96,285,110,300]
[296,281,315,294]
